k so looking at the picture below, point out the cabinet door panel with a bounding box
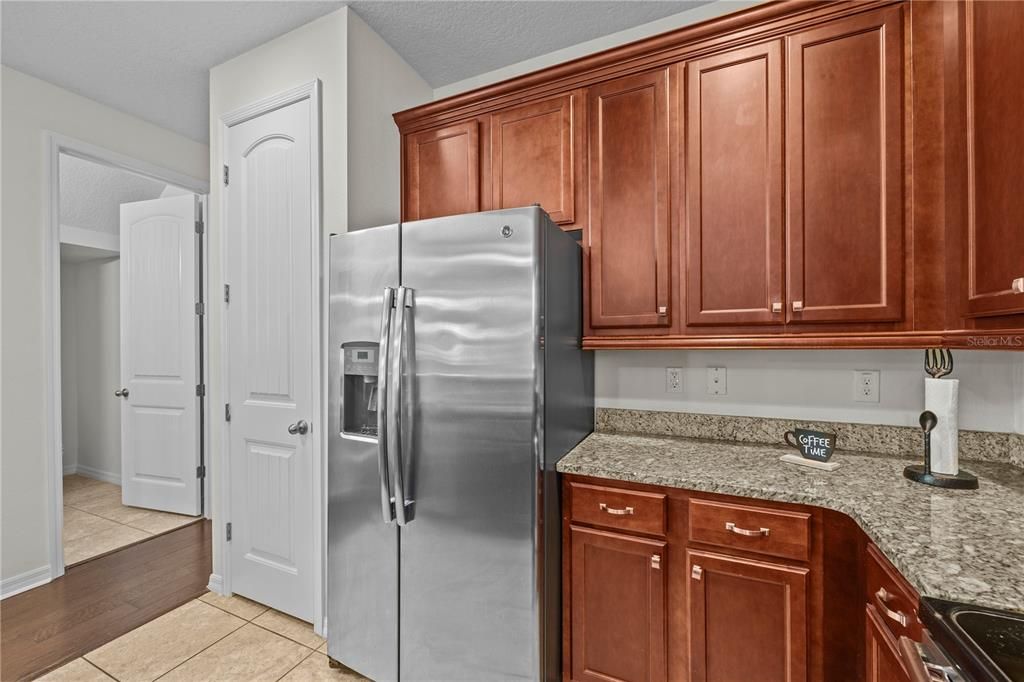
[570,526,667,682]
[587,69,672,330]
[685,41,784,326]
[786,7,904,323]
[866,605,912,682]
[491,92,583,228]
[404,121,480,221]
[962,0,1024,317]
[687,550,808,682]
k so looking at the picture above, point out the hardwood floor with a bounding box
[1,520,212,681]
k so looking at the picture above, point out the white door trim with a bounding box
[43,132,210,584]
[215,80,324,633]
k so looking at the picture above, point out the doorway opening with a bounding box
[45,136,210,576]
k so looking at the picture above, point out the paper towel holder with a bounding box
[903,410,978,489]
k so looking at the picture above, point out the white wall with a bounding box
[596,350,1024,433]
[207,7,431,597]
[347,10,433,231]
[433,0,765,100]
[0,66,208,585]
[71,257,122,479]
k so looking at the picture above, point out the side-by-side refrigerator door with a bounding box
[327,225,400,681]
[397,209,542,680]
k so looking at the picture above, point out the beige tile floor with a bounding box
[63,475,200,566]
[38,593,367,682]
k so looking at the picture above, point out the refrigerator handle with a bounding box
[376,287,396,524]
[388,286,414,526]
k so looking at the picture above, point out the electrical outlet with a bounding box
[666,368,684,394]
[707,367,727,396]
[854,370,880,403]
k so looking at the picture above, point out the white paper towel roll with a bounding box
[925,377,959,475]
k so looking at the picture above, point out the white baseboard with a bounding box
[76,464,121,485]
[63,463,77,475]
[207,573,225,595]
[1,565,52,600]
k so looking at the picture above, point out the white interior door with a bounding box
[225,96,315,621]
[119,194,202,516]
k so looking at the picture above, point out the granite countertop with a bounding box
[557,432,1024,614]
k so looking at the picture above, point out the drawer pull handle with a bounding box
[599,503,634,516]
[725,522,770,537]
[874,587,909,627]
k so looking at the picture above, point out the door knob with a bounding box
[288,420,310,435]
[114,388,129,398]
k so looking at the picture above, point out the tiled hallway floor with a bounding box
[63,475,200,565]
[38,594,366,681]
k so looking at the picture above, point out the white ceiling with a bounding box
[1,1,346,144]
[2,1,711,145]
[60,154,171,234]
[347,1,713,88]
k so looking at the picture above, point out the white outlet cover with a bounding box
[707,367,727,396]
[854,369,880,403]
[666,367,683,394]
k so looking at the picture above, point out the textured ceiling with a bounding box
[3,1,713,145]
[348,1,713,88]
[60,154,171,234]
[1,1,345,143]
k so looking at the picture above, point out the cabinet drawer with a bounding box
[688,499,811,562]
[866,544,922,643]
[569,482,666,536]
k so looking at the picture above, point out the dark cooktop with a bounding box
[922,597,1024,682]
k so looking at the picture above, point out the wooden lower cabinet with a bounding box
[865,605,912,682]
[569,525,667,682]
[686,550,809,682]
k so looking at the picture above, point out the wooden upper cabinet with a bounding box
[685,41,784,327]
[587,69,672,330]
[491,92,584,229]
[786,7,905,324]
[404,121,480,221]
[687,550,808,682]
[961,0,1024,317]
[570,526,667,682]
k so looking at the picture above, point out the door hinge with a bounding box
[224,284,230,304]
[224,403,231,422]
[223,165,229,186]
[196,465,206,479]
[225,522,232,541]
[195,218,204,234]
[195,301,205,316]
[196,384,206,397]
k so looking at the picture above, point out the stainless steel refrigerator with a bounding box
[327,207,594,682]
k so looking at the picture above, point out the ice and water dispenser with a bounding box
[341,341,379,438]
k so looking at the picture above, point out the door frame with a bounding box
[214,80,324,633]
[43,132,210,583]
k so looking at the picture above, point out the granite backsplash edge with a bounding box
[595,407,1024,468]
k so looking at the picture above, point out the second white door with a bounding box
[120,194,202,516]
[225,95,316,621]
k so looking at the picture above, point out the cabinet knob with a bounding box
[1012,277,1024,294]
[691,565,703,581]
[651,554,661,570]
[792,300,804,312]
[657,306,668,316]
[771,302,782,313]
